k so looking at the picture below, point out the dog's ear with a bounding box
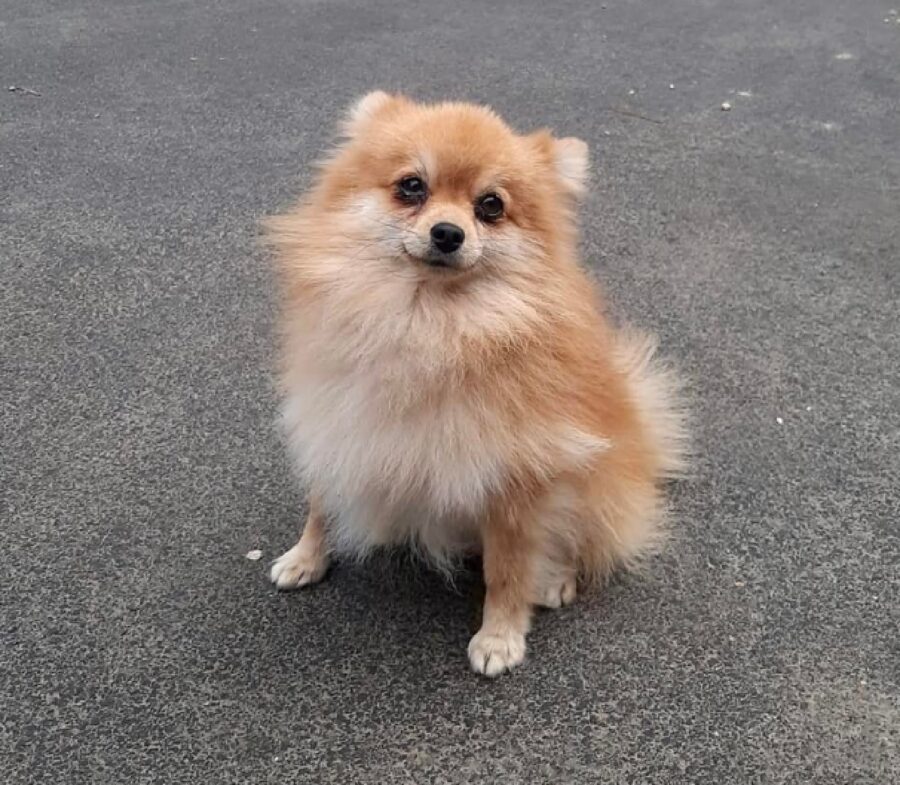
[529,131,590,198]
[342,90,408,138]
[553,137,589,197]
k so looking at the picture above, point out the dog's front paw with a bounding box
[467,627,526,677]
[269,543,330,590]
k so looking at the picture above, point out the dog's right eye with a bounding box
[396,176,428,204]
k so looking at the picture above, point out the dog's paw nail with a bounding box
[269,545,329,590]
[468,628,526,677]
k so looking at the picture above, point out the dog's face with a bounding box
[316,92,589,279]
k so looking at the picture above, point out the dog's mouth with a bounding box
[423,255,460,270]
[403,250,468,273]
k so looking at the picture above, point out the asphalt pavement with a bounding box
[2,1,898,782]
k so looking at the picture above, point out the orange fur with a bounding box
[266,92,686,676]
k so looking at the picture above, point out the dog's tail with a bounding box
[570,329,689,584]
[613,328,689,481]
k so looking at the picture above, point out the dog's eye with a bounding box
[475,193,504,223]
[396,176,428,204]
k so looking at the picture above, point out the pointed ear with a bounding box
[342,90,407,138]
[529,131,590,198]
[553,137,590,197]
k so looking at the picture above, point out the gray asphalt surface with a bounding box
[3,1,899,783]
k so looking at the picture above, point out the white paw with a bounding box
[468,627,526,677]
[536,576,577,609]
[269,543,330,590]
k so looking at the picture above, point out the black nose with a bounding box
[430,222,465,254]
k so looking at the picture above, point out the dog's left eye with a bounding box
[475,193,504,223]
[396,176,428,204]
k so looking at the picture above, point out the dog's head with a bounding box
[313,91,589,279]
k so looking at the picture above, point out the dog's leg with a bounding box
[270,497,331,589]
[532,526,578,608]
[468,497,536,677]
[533,555,578,609]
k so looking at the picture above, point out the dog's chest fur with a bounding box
[279,282,606,565]
[280,296,510,561]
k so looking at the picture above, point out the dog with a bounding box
[265,92,685,676]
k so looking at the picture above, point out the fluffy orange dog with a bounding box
[267,92,685,676]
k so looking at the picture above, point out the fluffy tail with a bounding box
[613,329,689,481]
[569,329,689,584]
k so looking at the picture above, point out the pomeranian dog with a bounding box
[266,92,685,676]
